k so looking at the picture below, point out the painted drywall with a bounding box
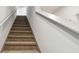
[16,6,27,16]
[40,6,62,14]
[53,6,79,23]
[0,6,16,23]
[27,6,79,53]
[0,6,16,51]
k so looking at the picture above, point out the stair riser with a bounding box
[10,32,32,35]
[11,27,31,30]
[13,25,30,27]
[12,27,30,29]
[11,29,31,31]
[7,39,34,42]
[8,35,34,38]
[13,24,29,27]
[5,42,36,46]
[7,37,35,41]
[15,20,27,24]
[14,22,29,24]
[10,30,32,32]
[13,23,29,25]
[8,37,34,39]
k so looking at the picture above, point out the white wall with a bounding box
[0,6,16,51]
[16,6,27,16]
[40,6,79,23]
[27,6,79,53]
[53,7,79,23]
[40,6,62,14]
[0,6,16,23]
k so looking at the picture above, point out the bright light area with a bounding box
[16,6,27,16]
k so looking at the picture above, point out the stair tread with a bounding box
[8,38,34,41]
[13,24,29,26]
[10,30,32,35]
[7,38,35,41]
[8,34,34,37]
[11,27,31,30]
[7,39,35,42]
[3,45,37,51]
[8,36,34,39]
[3,50,39,53]
[7,38,34,40]
[5,41,36,46]
[12,27,30,28]
[14,24,29,25]
[13,25,30,27]
[14,23,28,25]
[10,30,32,32]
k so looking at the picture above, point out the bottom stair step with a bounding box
[3,50,39,53]
[3,45,37,51]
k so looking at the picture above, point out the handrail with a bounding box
[36,11,79,45]
[36,10,79,34]
[0,9,16,26]
[36,10,79,45]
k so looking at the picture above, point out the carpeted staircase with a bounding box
[2,16,39,53]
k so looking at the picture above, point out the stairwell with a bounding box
[2,16,39,53]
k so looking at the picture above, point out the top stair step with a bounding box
[13,24,30,27]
